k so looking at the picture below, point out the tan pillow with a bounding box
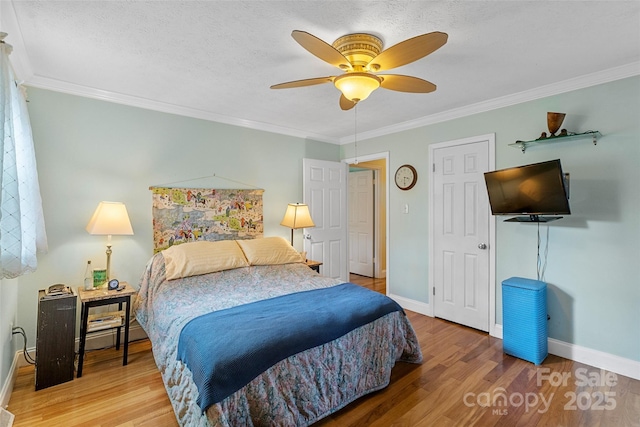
[237,236,304,266]
[162,240,249,280]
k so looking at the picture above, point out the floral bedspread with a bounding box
[134,253,423,426]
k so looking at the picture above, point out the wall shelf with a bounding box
[510,130,601,153]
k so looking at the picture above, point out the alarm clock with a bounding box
[108,278,120,290]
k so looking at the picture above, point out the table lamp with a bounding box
[86,201,134,282]
[280,203,314,246]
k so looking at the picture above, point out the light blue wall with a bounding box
[0,87,339,390]
[341,76,640,362]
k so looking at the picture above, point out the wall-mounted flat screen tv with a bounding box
[483,159,570,222]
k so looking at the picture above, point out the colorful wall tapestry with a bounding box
[151,187,264,252]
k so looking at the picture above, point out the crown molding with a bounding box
[8,7,638,150]
[22,61,640,146]
[339,62,640,145]
[23,75,338,144]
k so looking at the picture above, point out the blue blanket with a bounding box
[177,282,403,412]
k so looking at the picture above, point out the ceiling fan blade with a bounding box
[339,94,356,111]
[379,74,437,93]
[270,76,334,89]
[368,31,448,72]
[292,30,352,70]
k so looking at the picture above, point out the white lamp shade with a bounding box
[86,201,134,235]
[334,72,381,102]
[280,203,315,229]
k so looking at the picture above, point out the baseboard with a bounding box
[0,352,20,409]
[491,323,503,339]
[390,293,430,317]
[548,337,640,380]
[490,323,638,380]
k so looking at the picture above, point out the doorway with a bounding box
[348,169,375,277]
[343,152,388,295]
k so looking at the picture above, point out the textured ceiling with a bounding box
[2,1,639,144]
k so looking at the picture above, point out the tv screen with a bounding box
[483,159,570,219]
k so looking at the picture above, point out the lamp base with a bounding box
[106,244,112,282]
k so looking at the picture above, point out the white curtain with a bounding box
[0,34,47,278]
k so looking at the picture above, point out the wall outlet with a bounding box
[9,322,13,341]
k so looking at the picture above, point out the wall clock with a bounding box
[395,164,418,190]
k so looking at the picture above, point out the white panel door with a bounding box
[303,158,348,282]
[348,170,374,277]
[432,139,490,331]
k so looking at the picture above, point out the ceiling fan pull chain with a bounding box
[354,104,358,164]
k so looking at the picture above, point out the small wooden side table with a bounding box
[305,259,323,273]
[77,283,136,377]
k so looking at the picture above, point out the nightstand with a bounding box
[77,283,137,377]
[305,259,322,273]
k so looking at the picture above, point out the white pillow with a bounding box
[236,236,304,266]
[162,240,249,280]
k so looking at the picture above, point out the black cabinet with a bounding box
[36,290,77,390]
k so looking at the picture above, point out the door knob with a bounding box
[478,243,487,250]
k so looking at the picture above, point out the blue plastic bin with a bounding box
[502,277,548,365]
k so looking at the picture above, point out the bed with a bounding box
[134,237,422,426]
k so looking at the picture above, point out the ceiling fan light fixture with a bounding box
[334,73,381,102]
[272,30,447,109]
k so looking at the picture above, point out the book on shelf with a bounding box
[87,311,124,332]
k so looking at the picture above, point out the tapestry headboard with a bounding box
[151,187,264,253]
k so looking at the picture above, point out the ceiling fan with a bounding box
[270,30,448,110]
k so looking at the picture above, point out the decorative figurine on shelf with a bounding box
[547,112,566,137]
[536,112,567,140]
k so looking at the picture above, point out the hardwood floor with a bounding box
[8,278,640,426]
[349,273,386,294]
[8,339,176,426]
